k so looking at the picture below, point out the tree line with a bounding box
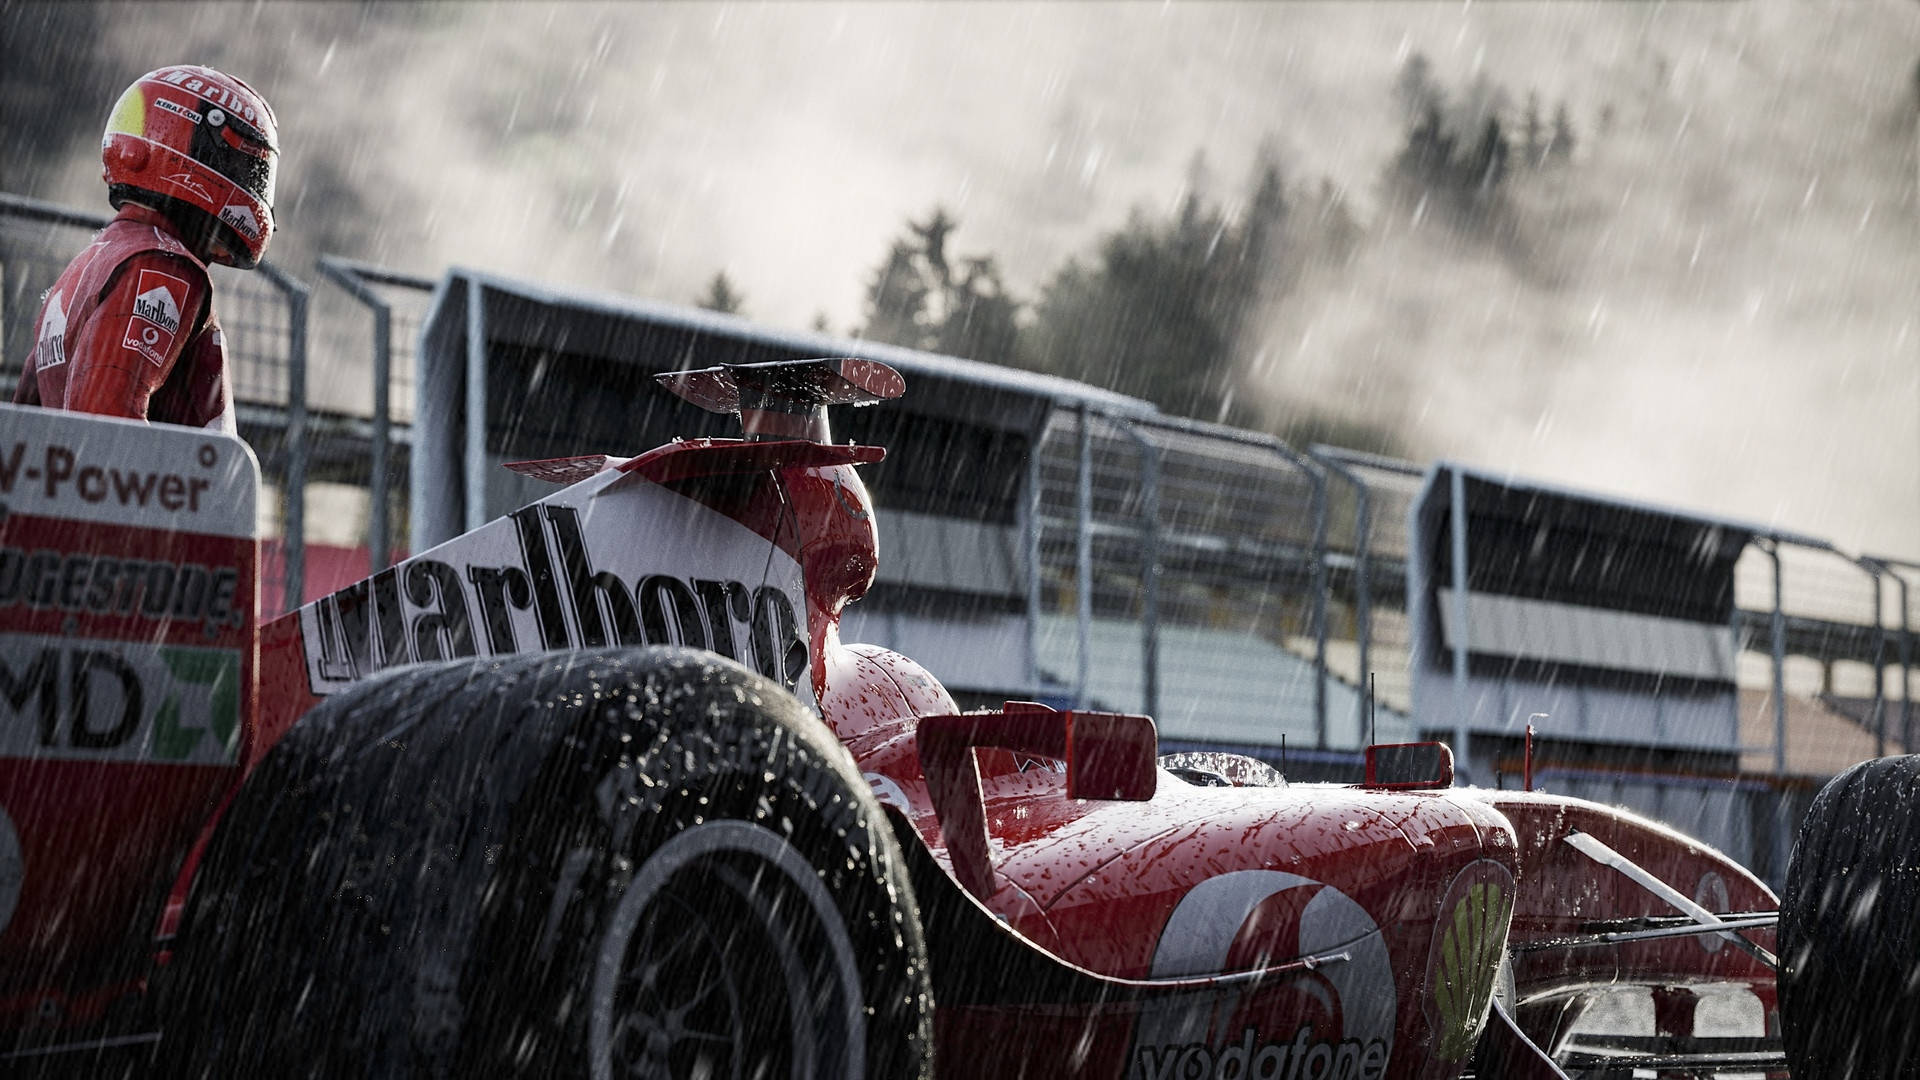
[699,54,1594,453]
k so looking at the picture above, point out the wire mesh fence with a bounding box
[0,192,312,609]
[1312,448,1427,720]
[1032,408,1363,750]
[1,200,300,410]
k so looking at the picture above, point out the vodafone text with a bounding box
[1135,1027,1388,1080]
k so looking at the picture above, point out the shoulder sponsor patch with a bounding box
[36,290,68,370]
[123,267,190,366]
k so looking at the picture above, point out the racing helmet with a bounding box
[100,65,279,269]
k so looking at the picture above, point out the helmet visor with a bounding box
[190,105,277,207]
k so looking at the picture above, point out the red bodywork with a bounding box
[0,410,257,1033]
[0,391,1778,1075]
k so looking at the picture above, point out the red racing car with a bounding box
[1,358,1786,1077]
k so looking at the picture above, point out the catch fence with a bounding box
[0,191,309,611]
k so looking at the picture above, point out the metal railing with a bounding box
[314,256,434,573]
[1031,406,1331,744]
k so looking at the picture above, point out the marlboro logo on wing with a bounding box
[123,268,189,366]
[297,494,813,703]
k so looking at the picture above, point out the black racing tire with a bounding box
[1779,754,1920,1080]
[152,647,931,1079]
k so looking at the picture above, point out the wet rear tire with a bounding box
[1779,754,1920,1080]
[153,648,931,1079]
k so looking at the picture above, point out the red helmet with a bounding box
[100,65,279,269]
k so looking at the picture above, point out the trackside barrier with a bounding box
[1308,446,1431,744]
[1031,408,1332,748]
[314,256,434,574]
[0,191,308,612]
[1870,558,1918,751]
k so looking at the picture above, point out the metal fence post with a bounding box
[1902,573,1915,754]
[1859,558,1888,757]
[1233,434,1328,748]
[1075,404,1093,710]
[464,278,490,534]
[1449,467,1472,785]
[1763,538,1790,886]
[1307,463,1328,747]
[1766,540,1787,782]
[1312,446,1372,745]
[1024,428,1044,695]
[315,255,436,574]
[1872,558,1918,752]
[1118,421,1162,720]
[258,264,309,612]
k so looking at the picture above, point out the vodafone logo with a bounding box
[1131,871,1397,1080]
[123,267,190,366]
[219,202,261,240]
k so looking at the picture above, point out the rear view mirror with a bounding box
[1362,741,1455,789]
[919,705,1157,900]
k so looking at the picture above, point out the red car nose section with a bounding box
[1130,870,1400,1079]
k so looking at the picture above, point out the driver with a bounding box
[11,65,279,431]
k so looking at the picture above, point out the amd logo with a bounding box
[304,503,807,695]
[0,647,143,751]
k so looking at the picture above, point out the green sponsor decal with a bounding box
[1434,880,1513,1060]
[154,647,239,762]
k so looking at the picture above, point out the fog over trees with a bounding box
[2,2,1915,553]
[849,53,1605,455]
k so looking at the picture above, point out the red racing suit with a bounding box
[11,204,233,431]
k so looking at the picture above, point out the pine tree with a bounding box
[859,208,1021,366]
[1395,52,1443,124]
[1522,92,1545,168]
[862,239,931,347]
[697,271,745,315]
[1470,116,1510,197]
[1548,101,1576,163]
[1022,165,1286,420]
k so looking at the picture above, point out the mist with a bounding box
[2,0,1914,556]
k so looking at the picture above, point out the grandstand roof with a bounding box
[418,266,1158,421]
[1424,460,1833,550]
